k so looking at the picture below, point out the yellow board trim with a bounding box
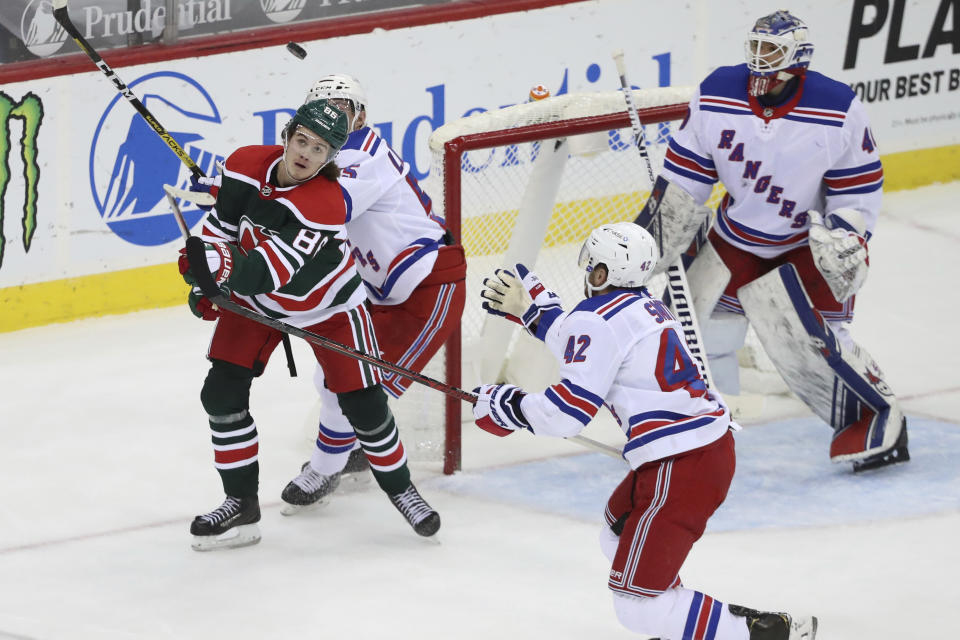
[1,263,185,333]
[879,145,960,191]
[3,143,958,333]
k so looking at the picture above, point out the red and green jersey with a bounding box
[200,145,366,328]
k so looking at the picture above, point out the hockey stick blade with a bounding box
[163,184,216,207]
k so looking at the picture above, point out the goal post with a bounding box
[412,87,710,473]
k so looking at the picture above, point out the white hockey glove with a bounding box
[808,209,869,303]
[472,384,531,437]
[480,264,563,338]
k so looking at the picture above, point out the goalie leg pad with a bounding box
[635,177,712,274]
[687,240,731,322]
[688,242,744,394]
[701,312,749,395]
[739,264,904,462]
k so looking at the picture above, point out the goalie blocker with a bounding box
[738,264,908,470]
[635,176,712,275]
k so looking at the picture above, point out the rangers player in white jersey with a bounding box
[279,74,466,511]
[637,10,908,472]
[473,222,817,640]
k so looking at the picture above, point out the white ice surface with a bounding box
[1,183,959,639]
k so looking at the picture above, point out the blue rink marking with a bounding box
[431,417,960,531]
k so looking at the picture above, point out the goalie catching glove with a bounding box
[808,209,869,303]
[472,384,531,437]
[480,264,563,339]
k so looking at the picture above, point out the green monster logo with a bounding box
[0,92,43,269]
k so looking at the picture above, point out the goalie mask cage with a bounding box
[392,86,731,474]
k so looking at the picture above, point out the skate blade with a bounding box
[417,533,441,546]
[792,615,817,640]
[191,524,261,551]
[280,497,331,516]
[340,473,372,490]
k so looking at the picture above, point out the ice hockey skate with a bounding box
[389,484,440,537]
[852,419,910,473]
[280,461,342,515]
[190,495,261,552]
[341,447,372,486]
[728,604,818,640]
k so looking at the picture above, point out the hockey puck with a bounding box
[286,42,307,60]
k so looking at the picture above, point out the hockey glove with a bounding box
[472,384,531,437]
[189,175,217,212]
[480,264,563,339]
[808,209,868,303]
[187,287,219,321]
[178,242,236,289]
[635,177,711,274]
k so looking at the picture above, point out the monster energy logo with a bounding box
[0,92,43,269]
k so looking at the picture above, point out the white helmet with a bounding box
[305,73,368,130]
[578,222,658,295]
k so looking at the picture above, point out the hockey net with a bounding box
[393,87,770,474]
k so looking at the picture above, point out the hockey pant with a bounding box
[601,432,739,638]
[200,304,383,497]
[308,245,466,478]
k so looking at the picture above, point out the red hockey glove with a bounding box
[187,287,219,321]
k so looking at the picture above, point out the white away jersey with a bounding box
[662,64,883,258]
[519,289,732,468]
[336,128,448,305]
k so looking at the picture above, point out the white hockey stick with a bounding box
[163,184,216,208]
[612,50,715,390]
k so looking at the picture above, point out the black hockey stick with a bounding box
[174,214,620,458]
[612,50,714,390]
[52,0,203,179]
[184,234,478,402]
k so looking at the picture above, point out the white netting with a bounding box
[392,87,769,468]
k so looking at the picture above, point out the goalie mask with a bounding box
[744,10,814,97]
[578,222,658,295]
[305,73,368,131]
